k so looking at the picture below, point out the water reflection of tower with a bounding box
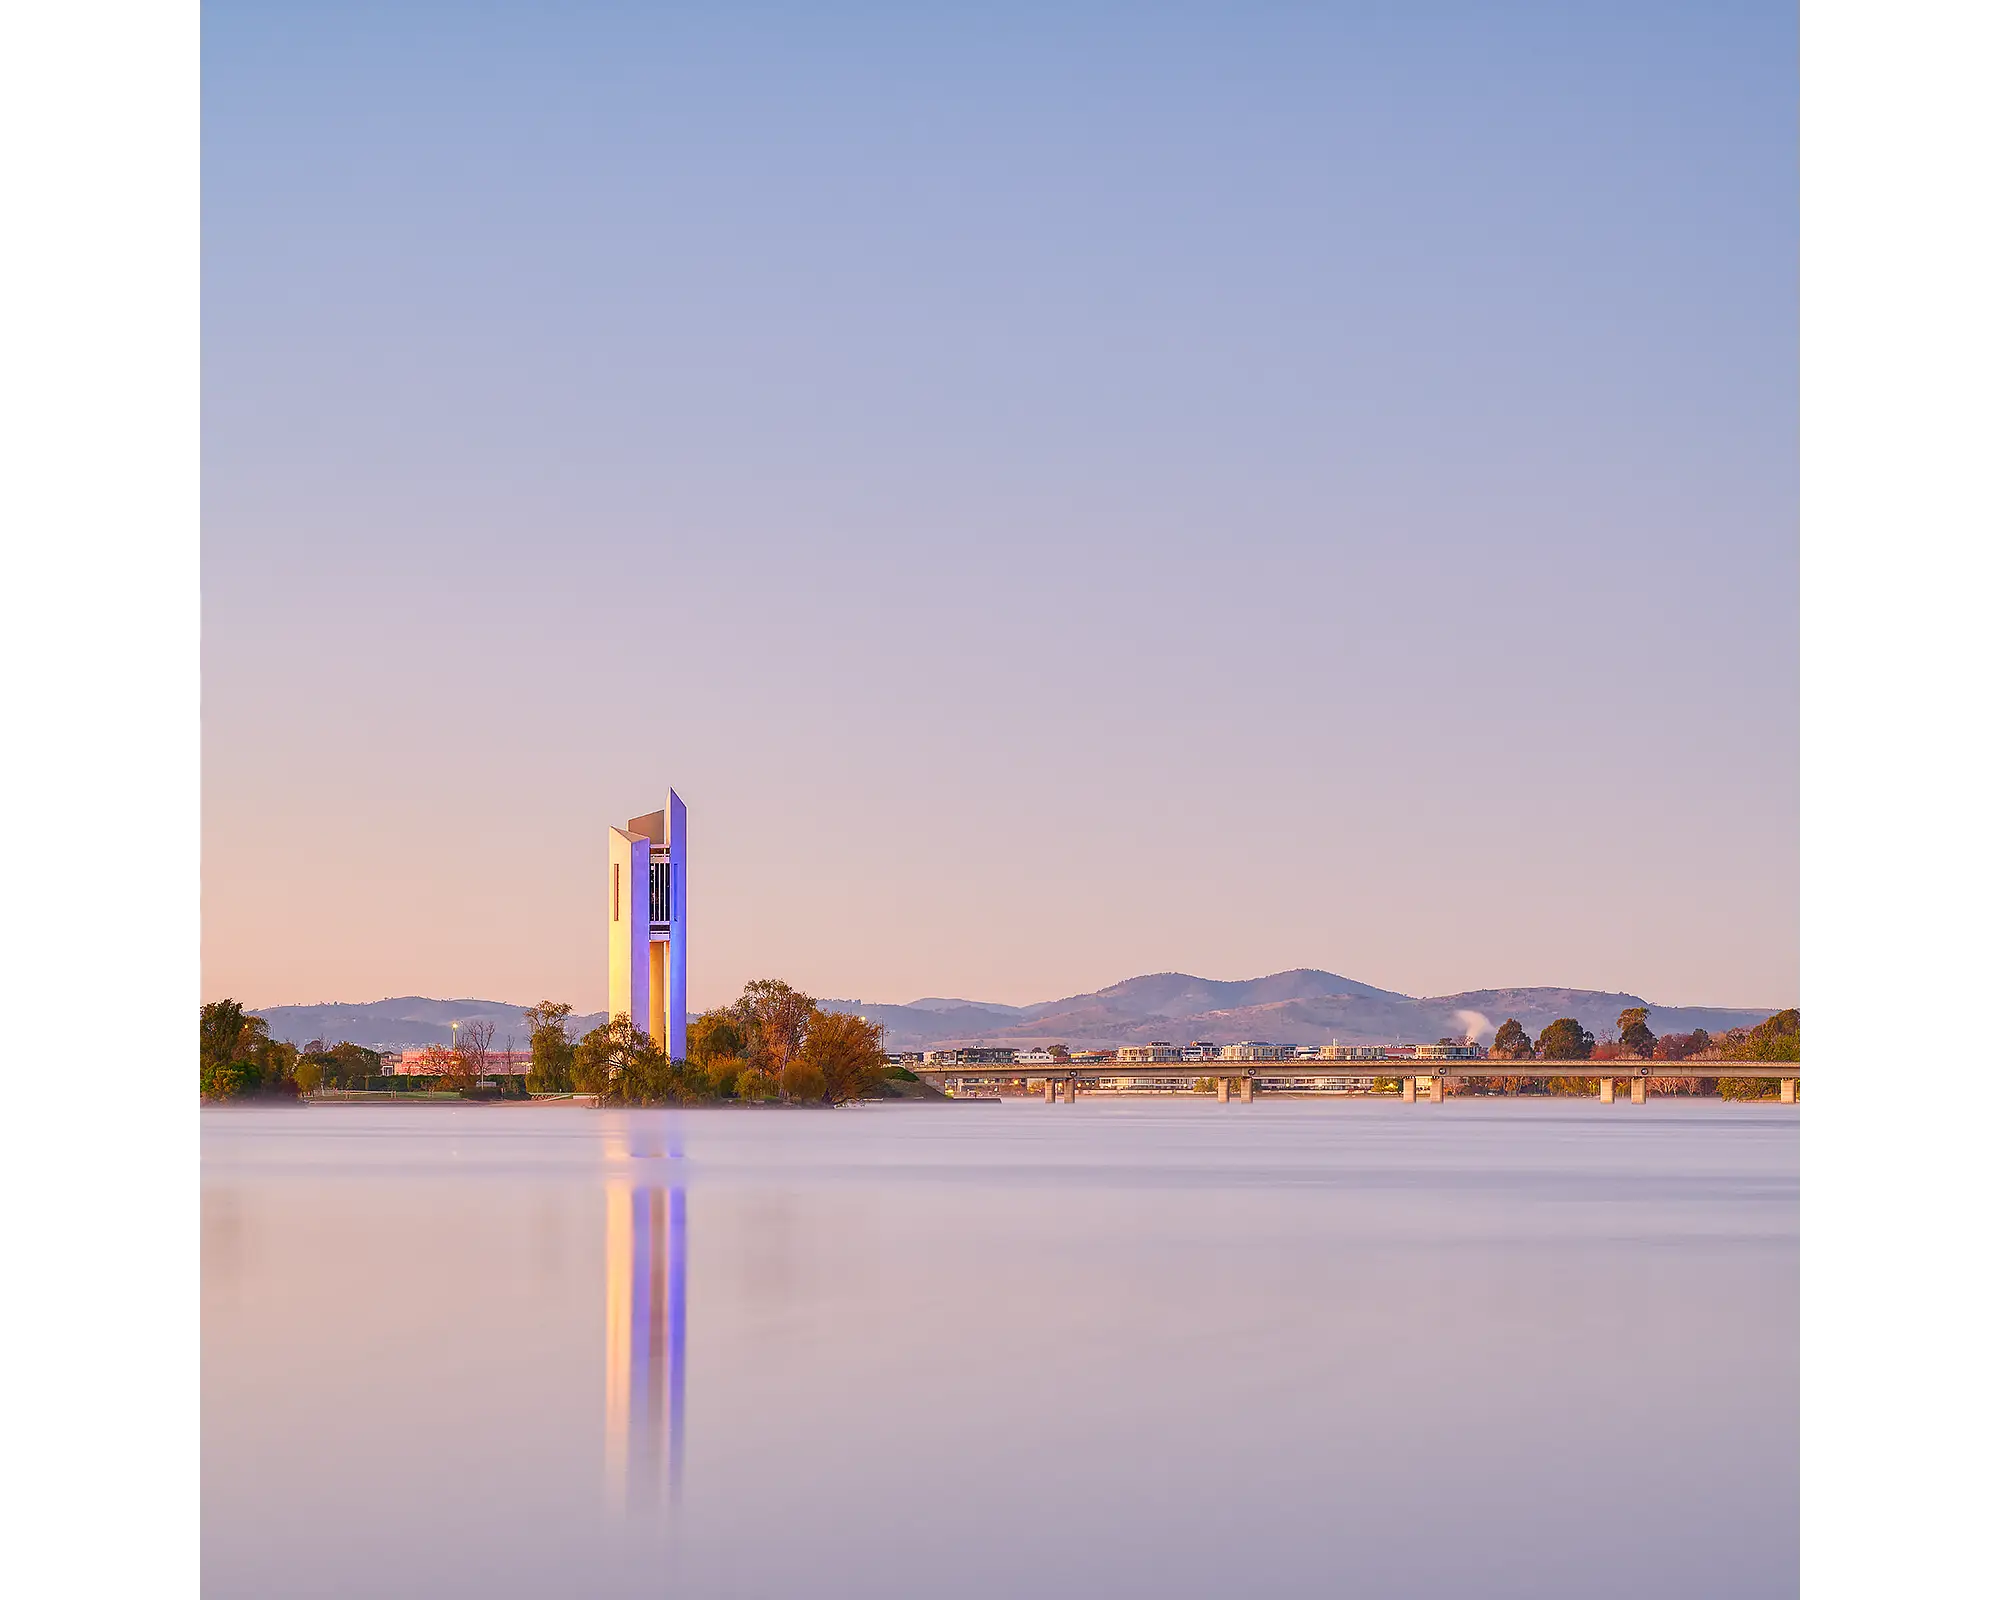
[605,1181,687,1505]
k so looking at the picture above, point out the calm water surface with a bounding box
[203,1099,1798,1598]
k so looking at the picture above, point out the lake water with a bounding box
[203,1098,1798,1598]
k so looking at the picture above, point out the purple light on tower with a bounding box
[608,789,687,1057]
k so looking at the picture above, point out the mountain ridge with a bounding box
[249,969,1780,1054]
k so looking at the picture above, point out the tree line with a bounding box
[1468,1006,1799,1099]
[201,999,411,1099]
[522,979,892,1105]
[200,979,893,1106]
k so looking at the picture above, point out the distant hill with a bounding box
[820,970,1776,1052]
[251,969,1778,1053]
[250,996,608,1051]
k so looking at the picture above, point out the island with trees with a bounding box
[200,979,925,1106]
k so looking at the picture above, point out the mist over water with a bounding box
[204,1101,1797,1598]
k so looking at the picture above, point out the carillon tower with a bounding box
[608,791,687,1059]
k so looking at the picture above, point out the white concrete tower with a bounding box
[608,791,687,1058]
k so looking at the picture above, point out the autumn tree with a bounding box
[433,1020,494,1094]
[799,1010,889,1104]
[523,1000,577,1093]
[734,979,818,1096]
[778,1057,828,1102]
[1536,1018,1592,1061]
[402,1044,457,1084]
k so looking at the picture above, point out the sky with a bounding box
[202,2,1798,1015]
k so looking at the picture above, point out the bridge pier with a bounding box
[1401,1077,1416,1103]
[1600,1076,1616,1104]
[1043,1079,1056,1103]
[1237,1076,1254,1103]
[1632,1075,1648,1105]
[1781,1077,1796,1104]
[1217,1076,1231,1103]
[1428,1075,1444,1104]
[1062,1078,1077,1104]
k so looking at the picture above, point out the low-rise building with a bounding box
[1181,1042,1221,1062]
[1014,1049,1056,1065]
[1117,1042,1184,1064]
[923,1046,1020,1067]
[1220,1042,1290,1062]
[383,1048,532,1076]
[1412,1043,1481,1061]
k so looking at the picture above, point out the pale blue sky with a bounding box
[203,2,1798,1012]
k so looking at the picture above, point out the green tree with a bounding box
[735,1065,779,1101]
[1490,1018,1533,1060]
[1738,1008,1800,1063]
[1717,1075,1780,1101]
[523,1000,577,1093]
[1687,1027,1712,1057]
[688,1009,747,1067]
[300,1042,382,1091]
[334,1042,381,1087]
[200,1000,300,1100]
[293,1058,323,1094]
[572,1015,708,1105]
[574,1014,652,1093]
[1712,1010,1797,1097]
[1536,1018,1592,1061]
[1617,1006,1656,1059]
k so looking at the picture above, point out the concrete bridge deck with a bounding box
[911,1060,1800,1105]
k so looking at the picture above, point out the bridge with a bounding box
[909,1060,1800,1106]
